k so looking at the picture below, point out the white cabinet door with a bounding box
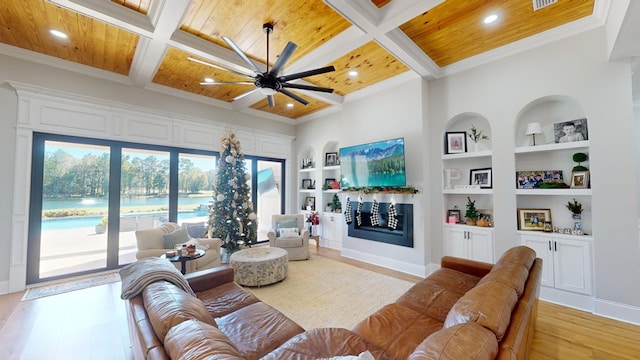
[520,233,593,295]
[322,213,343,249]
[521,234,555,288]
[444,225,494,262]
[468,228,494,263]
[444,225,468,259]
[554,238,593,295]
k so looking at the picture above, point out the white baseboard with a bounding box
[594,298,640,325]
[0,280,8,295]
[340,248,427,277]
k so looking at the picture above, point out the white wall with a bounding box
[295,78,429,275]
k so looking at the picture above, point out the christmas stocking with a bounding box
[356,199,363,226]
[388,203,398,230]
[370,199,380,226]
[344,197,353,224]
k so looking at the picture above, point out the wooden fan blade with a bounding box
[279,88,309,105]
[267,95,275,107]
[282,83,334,93]
[222,36,262,75]
[279,65,335,82]
[271,42,297,76]
[187,57,255,79]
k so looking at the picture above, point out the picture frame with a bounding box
[516,170,564,189]
[445,131,467,154]
[553,118,588,143]
[470,168,492,188]
[305,196,316,211]
[325,178,336,187]
[570,170,589,189]
[447,209,461,223]
[325,152,338,166]
[517,208,551,231]
[302,179,312,189]
[477,209,493,224]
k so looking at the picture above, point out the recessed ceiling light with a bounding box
[348,70,358,77]
[483,14,498,24]
[203,77,214,83]
[49,29,68,39]
[286,103,294,108]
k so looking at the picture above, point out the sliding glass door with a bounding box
[27,133,286,284]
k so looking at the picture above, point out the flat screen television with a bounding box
[339,138,406,188]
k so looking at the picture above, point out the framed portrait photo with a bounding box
[447,209,461,223]
[305,196,316,211]
[325,152,338,166]
[553,118,588,143]
[445,132,467,154]
[325,178,336,187]
[570,171,589,189]
[302,179,312,189]
[470,168,492,188]
[517,208,551,231]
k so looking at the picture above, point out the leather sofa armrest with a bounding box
[185,265,234,293]
[441,256,493,278]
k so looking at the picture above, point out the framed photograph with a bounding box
[325,178,336,187]
[517,208,551,231]
[325,152,338,166]
[554,118,588,143]
[570,171,589,189]
[470,168,492,188]
[445,132,467,154]
[447,209,461,223]
[516,170,564,189]
[305,196,316,211]
[302,179,312,189]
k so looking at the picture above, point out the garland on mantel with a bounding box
[341,186,418,195]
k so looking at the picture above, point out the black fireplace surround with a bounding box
[347,202,413,247]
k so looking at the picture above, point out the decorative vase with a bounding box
[572,213,582,231]
[466,218,476,226]
[311,225,319,237]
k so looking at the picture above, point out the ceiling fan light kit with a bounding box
[193,22,335,107]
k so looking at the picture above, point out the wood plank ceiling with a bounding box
[0,0,597,121]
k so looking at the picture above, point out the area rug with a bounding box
[21,272,121,301]
[247,255,416,330]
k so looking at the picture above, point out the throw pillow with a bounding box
[163,227,190,249]
[275,218,298,230]
[278,228,299,237]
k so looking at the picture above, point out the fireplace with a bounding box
[347,202,413,247]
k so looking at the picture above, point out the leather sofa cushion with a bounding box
[216,301,305,359]
[444,281,517,341]
[496,246,536,270]
[165,319,244,360]
[197,282,260,318]
[478,262,529,296]
[262,328,394,360]
[408,323,498,360]
[352,304,443,360]
[275,237,303,248]
[396,268,481,322]
[142,281,216,342]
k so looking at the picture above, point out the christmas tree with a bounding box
[208,133,257,252]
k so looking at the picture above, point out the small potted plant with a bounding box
[468,124,489,152]
[331,193,342,213]
[566,198,583,231]
[95,217,108,234]
[465,197,479,225]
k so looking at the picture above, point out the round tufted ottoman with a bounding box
[229,247,288,286]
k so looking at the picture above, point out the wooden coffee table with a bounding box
[161,249,205,274]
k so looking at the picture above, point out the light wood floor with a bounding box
[1,246,639,359]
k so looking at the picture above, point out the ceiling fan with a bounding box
[188,23,336,107]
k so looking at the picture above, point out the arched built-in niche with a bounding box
[445,112,492,152]
[515,95,585,147]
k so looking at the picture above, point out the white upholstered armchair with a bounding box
[134,222,222,274]
[267,214,310,260]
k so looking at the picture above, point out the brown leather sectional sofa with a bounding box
[125,246,541,359]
